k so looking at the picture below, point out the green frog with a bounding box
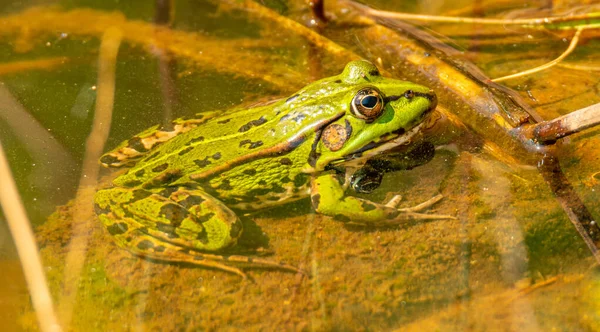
[94,60,453,278]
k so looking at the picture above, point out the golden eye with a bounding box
[351,87,384,122]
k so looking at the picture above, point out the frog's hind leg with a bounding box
[108,227,301,280]
[114,227,250,279]
[100,112,219,167]
[96,186,302,278]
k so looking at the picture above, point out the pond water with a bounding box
[1,0,599,330]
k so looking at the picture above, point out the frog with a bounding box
[94,60,454,279]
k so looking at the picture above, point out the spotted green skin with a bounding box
[94,61,436,271]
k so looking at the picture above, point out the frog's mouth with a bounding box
[334,121,426,168]
[332,105,436,169]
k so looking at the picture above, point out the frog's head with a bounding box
[308,60,437,170]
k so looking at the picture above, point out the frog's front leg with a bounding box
[95,186,299,278]
[310,173,455,226]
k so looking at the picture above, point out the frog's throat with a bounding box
[331,121,426,169]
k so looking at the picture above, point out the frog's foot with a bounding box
[312,173,456,226]
[116,228,302,280]
[96,186,303,279]
[386,193,450,212]
[393,194,456,221]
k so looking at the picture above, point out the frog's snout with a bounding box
[412,90,436,124]
[425,90,438,114]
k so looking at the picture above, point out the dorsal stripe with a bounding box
[190,112,345,181]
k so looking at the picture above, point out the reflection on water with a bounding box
[0,0,599,330]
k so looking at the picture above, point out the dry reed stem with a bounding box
[0,84,77,196]
[492,28,584,82]
[0,146,62,331]
[528,102,600,143]
[558,62,600,71]
[356,3,600,29]
[236,0,359,60]
[58,27,122,328]
[0,57,69,75]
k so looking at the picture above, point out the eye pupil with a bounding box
[351,87,384,122]
[361,95,378,108]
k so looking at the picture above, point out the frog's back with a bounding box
[111,104,277,182]
[110,88,340,193]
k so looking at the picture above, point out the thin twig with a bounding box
[153,0,173,25]
[307,0,328,24]
[235,0,359,60]
[522,102,600,143]
[0,143,62,332]
[0,57,69,75]
[538,154,600,265]
[153,0,178,127]
[492,27,584,82]
[516,276,558,297]
[558,62,600,71]
[358,4,600,28]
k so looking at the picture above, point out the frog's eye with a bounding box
[351,88,384,122]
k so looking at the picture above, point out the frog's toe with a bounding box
[401,211,457,220]
[216,254,304,275]
[384,194,403,208]
[377,211,456,226]
[397,193,444,212]
[387,194,456,223]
